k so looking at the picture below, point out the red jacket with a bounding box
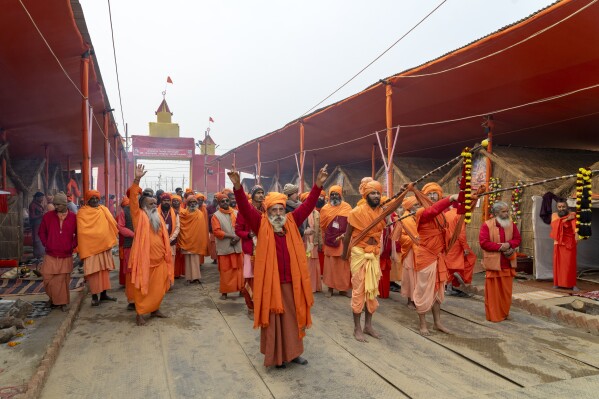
[39,211,78,258]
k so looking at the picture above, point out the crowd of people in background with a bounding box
[28,163,580,368]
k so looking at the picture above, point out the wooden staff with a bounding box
[385,210,416,227]
[346,144,483,254]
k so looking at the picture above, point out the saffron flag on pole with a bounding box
[209,117,214,123]
[167,76,173,84]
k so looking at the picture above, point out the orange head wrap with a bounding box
[215,193,228,202]
[401,196,418,210]
[358,177,374,197]
[171,195,182,202]
[422,182,443,198]
[362,181,382,199]
[319,190,326,197]
[84,190,101,202]
[185,188,193,194]
[328,185,342,197]
[222,188,233,195]
[195,193,206,201]
[160,193,172,201]
[121,196,130,207]
[185,195,198,204]
[299,192,309,202]
[264,192,287,210]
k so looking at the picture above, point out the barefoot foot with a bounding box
[151,310,168,318]
[363,326,381,339]
[354,328,368,342]
[433,323,452,334]
[136,315,147,326]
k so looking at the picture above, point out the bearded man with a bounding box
[479,201,521,322]
[342,180,386,342]
[178,194,209,283]
[159,193,180,267]
[212,193,244,300]
[301,192,322,293]
[284,183,304,236]
[235,185,266,314]
[551,199,578,290]
[413,183,459,335]
[77,190,118,306]
[117,191,138,310]
[39,192,77,311]
[320,186,352,297]
[171,194,185,278]
[128,165,174,325]
[229,165,328,368]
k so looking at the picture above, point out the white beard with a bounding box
[268,214,287,233]
[330,199,341,206]
[146,208,161,233]
[188,205,198,212]
[496,215,512,229]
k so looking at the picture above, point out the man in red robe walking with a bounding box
[550,199,578,290]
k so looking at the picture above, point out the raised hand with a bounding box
[316,164,329,187]
[227,166,241,189]
[135,164,147,180]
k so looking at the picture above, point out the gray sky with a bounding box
[81,0,555,188]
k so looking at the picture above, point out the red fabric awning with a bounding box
[0,0,124,165]
[216,0,599,178]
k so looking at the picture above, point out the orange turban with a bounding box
[161,193,172,201]
[362,181,382,199]
[422,182,443,197]
[300,192,309,202]
[328,185,342,197]
[402,196,418,210]
[185,188,193,194]
[196,193,206,201]
[185,195,198,203]
[222,188,233,195]
[121,196,130,207]
[264,192,287,209]
[171,195,182,202]
[215,193,229,202]
[358,177,374,197]
[319,190,326,197]
[84,190,101,202]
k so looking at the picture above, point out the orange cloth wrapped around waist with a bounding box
[348,203,385,254]
[77,205,118,259]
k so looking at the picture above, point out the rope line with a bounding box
[300,0,448,117]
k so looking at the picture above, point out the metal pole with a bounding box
[103,112,110,209]
[81,52,91,192]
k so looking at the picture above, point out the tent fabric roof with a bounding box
[215,0,599,179]
[0,0,123,165]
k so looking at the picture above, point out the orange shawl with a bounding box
[129,209,173,295]
[348,203,385,254]
[398,210,419,257]
[77,205,118,259]
[550,212,577,245]
[319,201,352,231]
[178,208,209,255]
[253,214,314,338]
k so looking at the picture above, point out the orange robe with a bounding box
[320,201,353,291]
[211,210,244,294]
[348,203,385,314]
[413,198,451,314]
[128,184,173,315]
[77,204,118,295]
[550,212,577,288]
[445,208,476,287]
[399,211,418,299]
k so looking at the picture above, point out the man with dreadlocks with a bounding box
[412,183,459,335]
[128,165,174,326]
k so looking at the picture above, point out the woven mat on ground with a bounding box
[572,291,599,301]
[0,277,85,296]
[517,278,599,293]
[512,290,568,301]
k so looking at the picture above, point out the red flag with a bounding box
[166,76,173,84]
[209,117,214,123]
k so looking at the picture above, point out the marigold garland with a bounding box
[488,177,501,209]
[511,180,524,223]
[576,167,592,239]
[457,147,473,223]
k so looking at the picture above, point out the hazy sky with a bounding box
[80,0,556,188]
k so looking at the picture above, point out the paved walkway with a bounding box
[40,264,599,399]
